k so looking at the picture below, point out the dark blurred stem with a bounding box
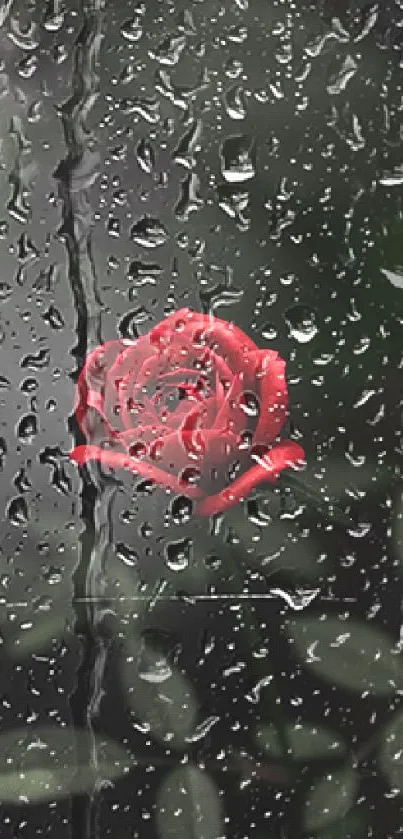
[56,0,104,836]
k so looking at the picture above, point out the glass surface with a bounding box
[0,0,402,837]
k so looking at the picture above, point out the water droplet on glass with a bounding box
[130,216,168,248]
[327,54,358,96]
[115,542,139,567]
[42,304,65,330]
[17,413,38,445]
[138,655,172,683]
[220,135,255,183]
[7,496,29,526]
[170,495,193,524]
[20,377,39,394]
[136,139,155,174]
[0,283,12,301]
[164,537,192,572]
[121,16,143,42]
[284,305,318,343]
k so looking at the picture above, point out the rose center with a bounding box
[152,376,210,416]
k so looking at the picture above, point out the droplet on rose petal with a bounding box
[149,439,164,460]
[238,430,253,450]
[179,466,201,486]
[129,441,148,458]
[239,391,260,417]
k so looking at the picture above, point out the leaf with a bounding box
[287,616,403,696]
[303,767,357,831]
[6,608,68,660]
[222,498,327,582]
[156,765,223,839]
[280,471,354,530]
[255,722,346,760]
[0,725,133,803]
[379,709,403,793]
[120,637,198,746]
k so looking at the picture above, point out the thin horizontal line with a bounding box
[73,594,357,602]
[3,595,357,606]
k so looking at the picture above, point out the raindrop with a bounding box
[42,304,65,330]
[327,55,358,96]
[223,84,247,120]
[138,655,172,684]
[121,16,143,42]
[0,375,11,390]
[130,216,168,248]
[379,167,403,188]
[239,391,260,417]
[204,554,221,571]
[284,305,318,343]
[21,349,50,370]
[20,377,39,394]
[185,715,220,743]
[7,496,29,526]
[17,413,38,445]
[14,467,32,493]
[260,323,278,340]
[170,495,193,524]
[42,566,63,585]
[0,283,12,301]
[136,138,155,174]
[115,542,139,567]
[164,537,192,572]
[179,466,201,487]
[269,586,320,611]
[220,135,256,183]
[149,34,187,66]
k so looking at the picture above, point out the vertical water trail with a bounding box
[53,1,112,837]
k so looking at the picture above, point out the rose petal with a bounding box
[195,440,306,516]
[149,308,258,375]
[105,335,155,428]
[69,445,205,500]
[212,373,247,436]
[166,394,218,430]
[75,340,133,440]
[251,350,289,445]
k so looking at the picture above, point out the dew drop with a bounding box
[7,495,29,526]
[164,537,192,572]
[17,413,38,444]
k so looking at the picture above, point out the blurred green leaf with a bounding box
[6,608,69,660]
[156,765,223,839]
[303,767,357,831]
[255,721,346,760]
[287,615,403,696]
[120,636,198,747]
[0,725,133,803]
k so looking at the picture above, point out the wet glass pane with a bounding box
[0,0,403,837]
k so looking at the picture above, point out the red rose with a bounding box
[69,308,305,516]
